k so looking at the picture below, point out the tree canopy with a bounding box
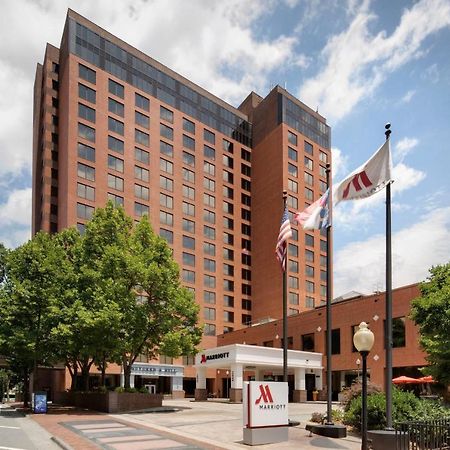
[410,262,450,384]
[0,203,202,394]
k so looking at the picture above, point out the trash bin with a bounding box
[33,391,48,414]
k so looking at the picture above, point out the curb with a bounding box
[51,435,75,450]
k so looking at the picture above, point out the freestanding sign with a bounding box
[243,381,289,445]
[33,391,48,414]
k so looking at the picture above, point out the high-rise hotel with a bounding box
[33,10,331,390]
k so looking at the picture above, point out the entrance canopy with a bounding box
[194,343,322,371]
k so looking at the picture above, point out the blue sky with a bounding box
[0,0,449,296]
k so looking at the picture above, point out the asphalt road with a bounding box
[0,406,58,450]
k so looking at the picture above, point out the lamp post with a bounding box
[353,322,375,450]
[226,370,230,399]
[356,358,361,382]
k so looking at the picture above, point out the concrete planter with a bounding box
[53,391,163,413]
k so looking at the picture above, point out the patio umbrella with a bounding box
[417,375,435,383]
[392,376,419,384]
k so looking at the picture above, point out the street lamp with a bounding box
[353,322,375,450]
[356,358,361,382]
[226,370,230,399]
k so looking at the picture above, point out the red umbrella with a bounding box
[417,375,435,383]
[392,376,419,384]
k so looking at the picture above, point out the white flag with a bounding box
[334,140,392,204]
[295,189,330,230]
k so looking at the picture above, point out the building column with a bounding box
[195,367,207,401]
[129,374,135,388]
[254,368,262,381]
[293,367,307,402]
[120,373,124,388]
[171,376,185,399]
[230,364,243,402]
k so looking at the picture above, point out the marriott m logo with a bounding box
[342,170,373,199]
[255,385,274,404]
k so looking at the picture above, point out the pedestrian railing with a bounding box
[395,418,450,450]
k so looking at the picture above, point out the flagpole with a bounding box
[384,123,393,430]
[325,164,333,425]
[282,190,288,384]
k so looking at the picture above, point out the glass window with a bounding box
[160,158,173,174]
[134,202,149,217]
[136,111,150,129]
[183,218,195,233]
[321,270,327,282]
[320,240,327,252]
[241,148,251,162]
[287,195,298,209]
[288,243,298,257]
[182,269,195,283]
[160,140,173,156]
[135,184,149,200]
[288,163,297,177]
[289,292,299,305]
[183,134,195,150]
[320,165,327,177]
[289,259,298,273]
[332,329,341,354]
[306,296,315,308]
[108,117,124,135]
[306,249,314,262]
[135,93,149,111]
[135,147,149,164]
[160,123,173,140]
[223,139,233,153]
[183,235,195,249]
[224,311,234,323]
[204,161,215,176]
[160,211,173,226]
[79,64,96,84]
[77,202,94,220]
[77,162,95,181]
[203,193,215,207]
[204,275,216,288]
[305,187,314,201]
[204,209,215,224]
[108,98,124,117]
[304,172,314,186]
[183,151,195,167]
[320,150,328,163]
[203,242,215,256]
[305,234,314,247]
[160,193,173,209]
[204,291,216,304]
[78,83,96,103]
[183,185,195,200]
[108,136,124,154]
[306,265,314,277]
[135,165,149,182]
[224,217,234,230]
[306,280,315,293]
[160,228,173,243]
[241,164,251,177]
[109,79,124,98]
[183,168,195,183]
[305,141,313,155]
[223,248,234,261]
[289,276,299,289]
[204,258,216,272]
[302,334,314,351]
[159,175,173,192]
[78,123,95,142]
[288,179,298,193]
[242,314,252,325]
[77,183,95,201]
[288,130,297,146]
[392,317,406,348]
[204,323,216,336]
[160,106,174,123]
[224,295,234,307]
[305,156,313,170]
[224,280,234,291]
[183,201,195,216]
[288,147,297,162]
[204,129,215,144]
[204,145,215,160]
[78,143,95,162]
[182,252,195,266]
[203,177,215,192]
[108,155,124,172]
[108,174,124,191]
[107,193,123,206]
[135,129,149,146]
[204,225,215,240]
[183,117,195,134]
[223,232,234,245]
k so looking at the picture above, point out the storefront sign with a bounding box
[131,364,183,377]
[200,351,230,364]
[243,381,288,428]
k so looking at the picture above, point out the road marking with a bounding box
[0,425,20,429]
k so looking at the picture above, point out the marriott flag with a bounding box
[334,140,392,204]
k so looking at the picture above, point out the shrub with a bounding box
[114,387,125,393]
[331,408,344,423]
[138,386,149,394]
[408,399,450,422]
[125,387,137,393]
[340,381,383,412]
[97,386,108,394]
[310,412,325,423]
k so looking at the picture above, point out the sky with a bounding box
[0,0,449,297]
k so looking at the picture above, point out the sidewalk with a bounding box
[27,399,362,450]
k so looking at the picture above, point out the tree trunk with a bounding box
[123,363,131,389]
[23,370,29,408]
[66,359,78,391]
[100,356,107,387]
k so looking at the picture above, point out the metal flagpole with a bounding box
[384,123,393,430]
[325,164,333,425]
[282,190,288,383]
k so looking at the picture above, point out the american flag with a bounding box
[275,207,292,271]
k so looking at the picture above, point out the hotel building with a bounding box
[32,9,331,396]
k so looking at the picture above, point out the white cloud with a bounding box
[298,0,450,123]
[422,63,440,83]
[0,188,32,227]
[334,206,450,296]
[331,147,349,179]
[401,90,416,103]
[395,137,419,162]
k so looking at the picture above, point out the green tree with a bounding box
[410,262,450,384]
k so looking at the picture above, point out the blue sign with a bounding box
[34,392,47,414]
